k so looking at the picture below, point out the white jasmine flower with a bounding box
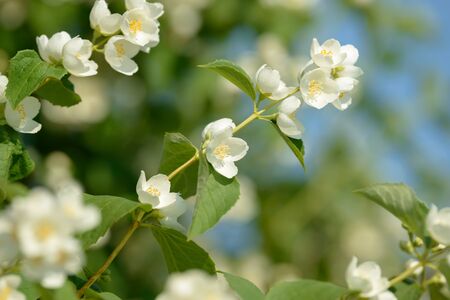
[36,31,72,64]
[0,74,8,103]
[0,275,25,300]
[56,182,100,232]
[310,38,347,68]
[158,195,187,231]
[124,0,164,52]
[255,65,295,100]
[202,117,235,139]
[62,37,98,77]
[125,0,164,18]
[346,257,391,298]
[156,270,238,300]
[203,118,249,179]
[426,205,450,245]
[136,171,177,209]
[277,96,303,139]
[89,0,122,35]
[104,35,140,75]
[4,96,42,134]
[121,8,160,47]
[300,68,339,109]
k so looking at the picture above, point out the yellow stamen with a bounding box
[146,187,161,197]
[308,80,322,96]
[213,144,231,160]
[320,49,333,56]
[339,92,345,99]
[115,43,126,57]
[35,222,55,241]
[17,104,26,119]
[0,286,12,300]
[129,19,142,34]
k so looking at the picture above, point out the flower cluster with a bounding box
[256,38,362,139]
[0,185,100,289]
[346,257,396,300]
[137,171,187,231]
[156,270,238,300]
[36,0,163,77]
[0,74,41,134]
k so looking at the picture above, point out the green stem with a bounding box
[389,262,424,287]
[77,210,145,297]
[168,152,199,180]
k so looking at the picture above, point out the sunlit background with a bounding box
[1,0,449,298]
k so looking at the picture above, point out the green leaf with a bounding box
[199,59,256,100]
[99,292,122,300]
[52,281,79,300]
[439,259,450,287]
[159,133,199,198]
[79,194,142,249]
[265,279,347,300]
[355,183,429,238]
[0,126,35,200]
[151,225,216,274]
[394,283,423,300]
[18,277,40,300]
[6,50,67,108]
[271,121,305,169]
[188,154,240,239]
[34,76,81,107]
[428,283,448,300]
[222,272,264,300]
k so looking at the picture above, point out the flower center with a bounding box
[146,187,161,197]
[129,19,142,34]
[35,221,55,241]
[0,286,12,300]
[115,43,126,57]
[17,104,26,120]
[213,144,230,160]
[338,92,345,99]
[308,80,322,96]
[320,49,333,56]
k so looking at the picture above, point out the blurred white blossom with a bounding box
[156,270,237,300]
[0,186,100,288]
[224,176,259,222]
[42,76,109,126]
[426,205,450,246]
[203,118,249,179]
[0,275,25,300]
